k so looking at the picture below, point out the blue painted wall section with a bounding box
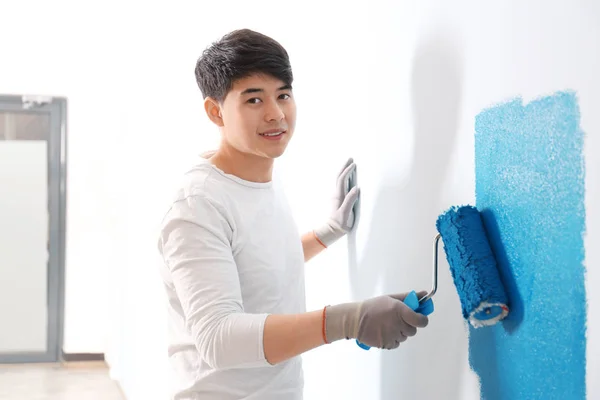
[472,91,587,399]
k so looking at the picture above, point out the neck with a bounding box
[209,141,274,183]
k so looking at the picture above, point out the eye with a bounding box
[247,98,262,104]
[279,93,291,100]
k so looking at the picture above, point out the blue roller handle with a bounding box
[356,290,434,350]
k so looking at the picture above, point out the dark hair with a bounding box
[195,29,293,102]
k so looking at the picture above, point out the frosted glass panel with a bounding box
[0,112,49,141]
[0,141,49,352]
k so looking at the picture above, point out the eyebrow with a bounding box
[240,84,292,95]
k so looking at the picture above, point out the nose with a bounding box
[264,99,284,122]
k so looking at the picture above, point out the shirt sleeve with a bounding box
[158,194,271,370]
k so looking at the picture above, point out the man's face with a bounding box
[209,73,296,159]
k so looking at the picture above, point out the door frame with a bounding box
[0,95,67,363]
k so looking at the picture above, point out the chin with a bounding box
[264,148,287,159]
[261,143,291,159]
[254,134,292,159]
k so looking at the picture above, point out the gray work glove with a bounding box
[324,292,429,349]
[314,157,361,247]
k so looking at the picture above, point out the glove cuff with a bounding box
[313,221,344,248]
[324,302,361,343]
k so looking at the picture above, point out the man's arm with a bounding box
[159,195,428,369]
[159,196,271,370]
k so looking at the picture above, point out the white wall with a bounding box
[2,1,598,399]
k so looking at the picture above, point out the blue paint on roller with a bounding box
[436,205,509,327]
[471,91,587,399]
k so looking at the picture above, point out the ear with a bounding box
[204,97,224,127]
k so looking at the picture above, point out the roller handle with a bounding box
[355,290,434,350]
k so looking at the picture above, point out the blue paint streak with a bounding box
[473,91,587,399]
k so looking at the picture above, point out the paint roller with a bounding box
[356,204,509,350]
[436,205,510,326]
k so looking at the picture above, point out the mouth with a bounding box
[259,129,287,138]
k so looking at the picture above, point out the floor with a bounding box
[0,361,124,400]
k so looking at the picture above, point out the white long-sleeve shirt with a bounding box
[157,154,306,400]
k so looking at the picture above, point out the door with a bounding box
[0,95,66,363]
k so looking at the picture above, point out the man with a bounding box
[157,28,430,400]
